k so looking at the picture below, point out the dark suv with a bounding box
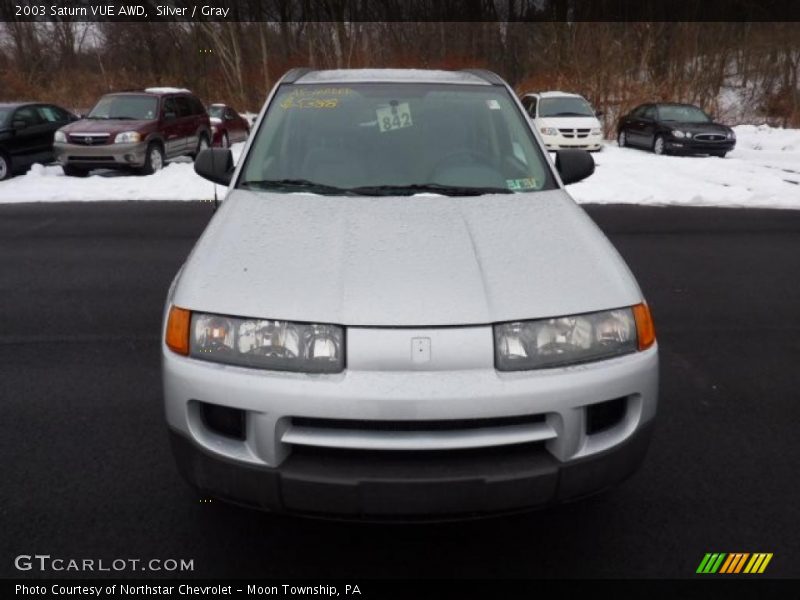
[54,88,211,176]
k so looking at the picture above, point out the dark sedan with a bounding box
[617,103,735,157]
[208,103,250,148]
[0,102,78,180]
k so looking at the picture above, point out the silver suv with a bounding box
[162,68,658,519]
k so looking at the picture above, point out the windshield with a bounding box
[0,108,10,124]
[208,105,224,118]
[88,95,158,120]
[238,83,556,196]
[658,105,710,123]
[538,96,594,118]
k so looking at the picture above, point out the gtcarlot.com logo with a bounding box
[14,554,194,573]
[696,552,773,574]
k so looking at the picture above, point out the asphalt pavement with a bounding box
[1,202,798,578]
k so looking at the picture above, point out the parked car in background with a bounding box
[617,103,735,157]
[163,68,658,520]
[521,91,603,151]
[0,102,78,180]
[54,87,211,176]
[208,103,250,148]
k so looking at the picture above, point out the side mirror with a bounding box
[555,149,595,185]
[194,148,234,186]
[12,120,27,130]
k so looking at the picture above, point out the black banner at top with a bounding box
[2,0,800,23]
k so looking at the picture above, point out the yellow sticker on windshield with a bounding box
[280,97,339,109]
[376,102,413,133]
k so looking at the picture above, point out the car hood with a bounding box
[537,116,601,129]
[60,118,151,134]
[664,121,729,134]
[173,190,643,326]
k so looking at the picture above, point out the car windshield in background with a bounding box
[0,108,10,124]
[208,106,224,118]
[539,96,594,118]
[238,83,556,196]
[658,105,710,123]
[88,95,158,120]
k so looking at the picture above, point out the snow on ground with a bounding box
[0,144,245,204]
[567,125,800,209]
[0,126,798,208]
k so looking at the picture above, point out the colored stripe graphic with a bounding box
[700,552,773,574]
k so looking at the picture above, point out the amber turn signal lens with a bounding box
[166,306,191,355]
[632,303,656,351]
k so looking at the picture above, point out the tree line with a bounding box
[1,18,798,130]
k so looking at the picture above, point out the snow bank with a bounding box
[0,144,244,204]
[567,125,800,209]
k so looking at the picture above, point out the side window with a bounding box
[175,96,192,118]
[631,105,644,118]
[529,97,538,117]
[13,106,43,126]
[225,108,235,120]
[643,106,656,120]
[37,105,69,122]
[521,97,531,112]
[162,97,177,118]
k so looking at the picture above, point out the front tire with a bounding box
[653,135,667,155]
[0,152,11,181]
[617,130,627,148]
[139,142,164,175]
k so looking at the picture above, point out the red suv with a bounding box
[54,88,211,176]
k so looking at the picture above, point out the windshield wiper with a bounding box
[86,116,109,120]
[239,178,354,195]
[348,183,513,197]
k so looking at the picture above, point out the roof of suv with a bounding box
[524,91,584,99]
[291,68,496,86]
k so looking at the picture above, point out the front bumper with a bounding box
[169,420,654,519]
[163,328,658,518]
[665,139,735,154]
[54,141,148,168]
[542,134,603,151]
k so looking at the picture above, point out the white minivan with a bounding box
[521,91,604,151]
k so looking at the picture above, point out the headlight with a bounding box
[114,131,141,144]
[727,130,735,140]
[540,127,558,136]
[179,311,344,373]
[672,130,685,138]
[54,131,67,143]
[494,305,654,371]
[590,128,602,136]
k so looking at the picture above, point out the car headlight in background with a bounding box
[54,131,67,143]
[590,128,602,136]
[540,127,558,136]
[672,130,686,138]
[166,307,345,373]
[494,304,655,371]
[727,130,735,140]
[114,131,142,144]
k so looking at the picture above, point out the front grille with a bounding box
[693,133,727,142]
[292,414,546,432]
[68,133,111,146]
[558,128,591,139]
